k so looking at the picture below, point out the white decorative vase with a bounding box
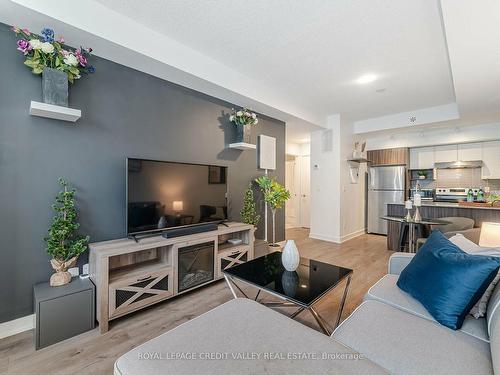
[281,240,300,271]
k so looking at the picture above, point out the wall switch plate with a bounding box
[68,267,79,277]
[82,263,89,275]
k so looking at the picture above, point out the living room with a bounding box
[1,1,500,374]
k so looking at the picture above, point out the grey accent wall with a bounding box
[0,23,285,323]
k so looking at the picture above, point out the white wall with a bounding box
[339,118,367,241]
[365,122,500,150]
[286,142,310,156]
[309,115,366,243]
[310,115,342,242]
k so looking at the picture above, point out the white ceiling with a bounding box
[95,0,455,124]
[5,0,499,143]
[441,0,500,122]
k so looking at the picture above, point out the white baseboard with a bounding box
[309,232,342,244]
[0,314,35,339]
[310,228,366,244]
[340,228,366,242]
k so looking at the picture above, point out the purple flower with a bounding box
[76,50,87,67]
[87,65,95,73]
[16,39,31,55]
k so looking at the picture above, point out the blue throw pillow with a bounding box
[397,230,500,330]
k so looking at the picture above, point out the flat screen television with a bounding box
[127,158,228,236]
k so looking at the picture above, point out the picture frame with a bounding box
[208,165,226,184]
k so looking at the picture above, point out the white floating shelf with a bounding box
[229,142,256,150]
[29,101,81,122]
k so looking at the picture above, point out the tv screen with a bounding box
[127,158,228,235]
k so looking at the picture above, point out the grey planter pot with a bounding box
[235,124,252,143]
[42,67,69,107]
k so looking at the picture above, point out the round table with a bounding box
[381,216,451,253]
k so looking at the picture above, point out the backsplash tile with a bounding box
[413,168,500,194]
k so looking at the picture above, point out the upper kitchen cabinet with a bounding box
[434,144,458,163]
[409,147,435,170]
[367,147,408,166]
[481,141,500,179]
[457,142,482,161]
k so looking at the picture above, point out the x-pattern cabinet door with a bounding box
[109,268,173,318]
[218,248,249,278]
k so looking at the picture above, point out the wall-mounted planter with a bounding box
[42,68,68,107]
[29,101,81,122]
[235,124,252,143]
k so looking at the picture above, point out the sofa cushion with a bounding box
[114,298,388,375]
[365,274,490,342]
[397,230,500,329]
[332,300,493,375]
[489,285,500,375]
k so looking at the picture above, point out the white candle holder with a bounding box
[414,206,422,222]
[405,209,412,222]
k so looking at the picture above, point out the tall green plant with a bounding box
[255,176,290,244]
[44,178,89,261]
[240,184,260,227]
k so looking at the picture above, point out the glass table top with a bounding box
[381,215,451,226]
[223,251,353,308]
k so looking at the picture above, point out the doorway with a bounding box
[285,154,310,229]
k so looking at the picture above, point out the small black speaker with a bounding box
[161,222,219,239]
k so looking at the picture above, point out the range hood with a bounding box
[434,160,483,169]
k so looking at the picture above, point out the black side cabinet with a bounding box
[33,277,95,349]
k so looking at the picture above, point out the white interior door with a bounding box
[299,156,310,228]
[285,160,299,228]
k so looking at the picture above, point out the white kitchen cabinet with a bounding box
[409,147,435,170]
[481,141,500,179]
[457,142,482,161]
[434,144,458,163]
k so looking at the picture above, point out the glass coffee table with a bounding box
[223,251,353,335]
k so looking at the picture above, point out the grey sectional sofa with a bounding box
[114,253,500,375]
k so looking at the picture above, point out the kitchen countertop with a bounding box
[388,201,500,210]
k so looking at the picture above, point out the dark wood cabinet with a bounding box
[367,147,409,166]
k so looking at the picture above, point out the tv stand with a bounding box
[89,222,254,333]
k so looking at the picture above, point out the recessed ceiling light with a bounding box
[356,74,378,84]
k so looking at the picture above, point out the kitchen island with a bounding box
[386,202,500,250]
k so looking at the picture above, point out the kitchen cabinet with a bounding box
[481,141,500,179]
[367,147,408,166]
[409,147,435,170]
[434,145,458,163]
[457,143,482,161]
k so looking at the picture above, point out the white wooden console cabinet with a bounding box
[89,222,254,333]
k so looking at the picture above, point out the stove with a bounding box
[434,188,479,202]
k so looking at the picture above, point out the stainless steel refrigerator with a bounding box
[367,165,405,235]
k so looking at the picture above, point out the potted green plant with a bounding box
[255,176,290,247]
[44,178,89,286]
[417,170,428,179]
[229,108,258,143]
[240,184,260,236]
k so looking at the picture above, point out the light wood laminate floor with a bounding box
[0,229,392,375]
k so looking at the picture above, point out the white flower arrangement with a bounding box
[229,108,258,126]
